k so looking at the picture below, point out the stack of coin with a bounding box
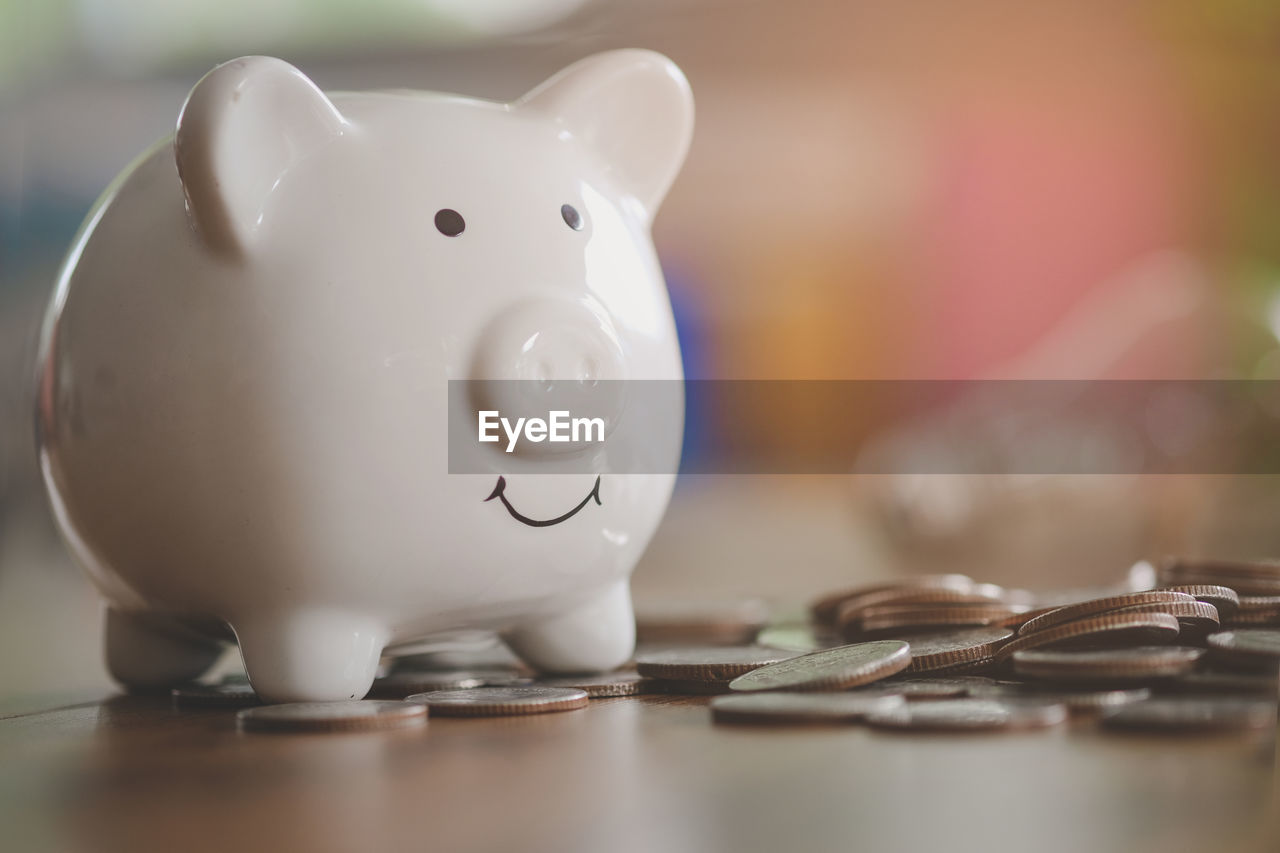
[634,646,796,693]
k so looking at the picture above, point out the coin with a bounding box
[1157,558,1280,596]
[1157,585,1240,618]
[854,604,1019,635]
[635,598,769,645]
[1103,600,1220,635]
[993,612,1180,663]
[535,671,653,697]
[407,686,589,716]
[1100,698,1277,732]
[865,698,1068,732]
[1206,629,1280,670]
[1011,647,1204,682]
[810,575,974,624]
[835,587,1005,631]
[367,670,525,698]
[635,646,795,682]
[899,627,1015,673]
[172,683,261,708]
[710,691,905,725]
[978,685,1151,714]
[879,676,1001,699]
[1160,670,1280,695]
[645,678,736,695]
[237,700,427,733]
[727,640,911,692]
[1017,591,1193,637]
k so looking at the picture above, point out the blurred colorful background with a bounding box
[4,0,1280,697]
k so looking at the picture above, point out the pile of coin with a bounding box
[169,556,1280,735]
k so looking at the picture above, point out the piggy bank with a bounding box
[35,51,692,702]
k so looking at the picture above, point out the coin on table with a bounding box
[1012,646,1204,682]
[900,627,1015,673]
[993,612,1180,663]
[635,646,795,682]
[1101,698,1277,732]
[809,574,974,624]
[1106,600,1220,635]
[835,588,1005,633]
[879,676,1001,699]
[981,685,1151,714]
[1206,629,1280,670]
[646,678,736,695]
[1016,591,1193,637]
[367,670,522,698]
[173,683,261,708]
[407,686,589,716]
[535,671,653,698]
[1157,585,1239,618]
[855,604,1018,635]
[865,698,1068,732]
[710,691,906,725]
[1161,670,1280,695]
[728,640,911,692]
[237,700,427,733]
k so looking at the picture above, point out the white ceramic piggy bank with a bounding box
[36,51,691,702]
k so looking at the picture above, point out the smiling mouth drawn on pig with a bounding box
[484,475,602,527]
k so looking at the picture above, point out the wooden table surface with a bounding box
[1,686,1276,853]
[1,481,1277,853]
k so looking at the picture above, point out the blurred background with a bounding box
[4,0,1280,698]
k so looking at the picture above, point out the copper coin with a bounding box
[855,604,1018,635]
[1017,591,1193,637]
[635,598,769,645]
[810,575,974,624]
[237,700,427,733]
[1106,600,1220,634]
[1012,646,1204,682]
[407,686,588,716]
[901,627,1015,673]
[367,670,527,698]
[1206,629,1280,670]
[710,691,905,725]
[1157,585,1240,618]
[727,640,911,692]
[835,587,1004,631]
[1101,698,1276,732]
[635,646,795,682]
[865,698,1068,732]
[172,683,261,708]
[536,671,653,697]
[994,612,1180,663]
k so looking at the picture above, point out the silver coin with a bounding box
[1101,698,1277,732]
[172,683,261,708]
[535,671,653,697]
[710,691,905,724]
[237,700,427,733]
[728,641,911,692]
[1012,646,1204,682]
[882,676,1002,699]
[1207,629,1280,667]
[634,646,795,682]
[866,698,1068,731]
[367,669,528,698]
[406,686,589,716]
[976,684,1151,714]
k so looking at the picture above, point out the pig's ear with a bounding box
[175,56,347,255]
[518,50,693,219]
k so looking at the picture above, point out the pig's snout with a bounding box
[470,299,626,456]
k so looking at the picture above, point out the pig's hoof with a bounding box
[105,608,224,690]
[233,610,386,703]
[503,580,635,674]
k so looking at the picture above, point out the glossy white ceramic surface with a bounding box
[36,51,692,702]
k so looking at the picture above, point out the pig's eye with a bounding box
[561,204,583,231]
[434,209,465,237]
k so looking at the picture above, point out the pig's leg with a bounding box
[503,580,635,674]
[105,608,224,690]
[232,610,386,703]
